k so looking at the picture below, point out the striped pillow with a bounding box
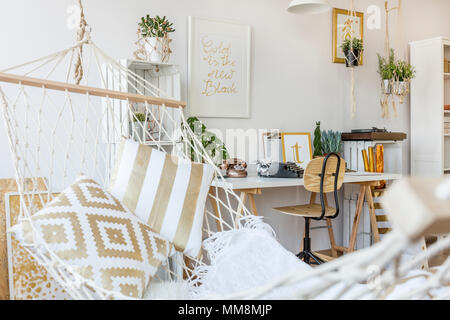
[109,140,215,258]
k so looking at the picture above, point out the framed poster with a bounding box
[188,17,251,118]
[281,133,313,168]
[332,8,364,64]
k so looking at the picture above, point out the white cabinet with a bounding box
[410,37,450,176]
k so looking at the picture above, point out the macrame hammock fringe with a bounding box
[0,1,448,300]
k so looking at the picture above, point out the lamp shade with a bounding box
[287,0,331,15]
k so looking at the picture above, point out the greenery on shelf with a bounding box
[185,117,229,166]
[321,130,342,155]
[139,15,175,38]
[340,38,364,52]
[313,121,323,157]
[132,112,146,122]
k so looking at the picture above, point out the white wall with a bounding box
[0,0,449,253]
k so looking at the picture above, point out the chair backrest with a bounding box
[304,155,346,193]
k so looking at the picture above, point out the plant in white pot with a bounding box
[138,15,175,63]
[393,59,416,96]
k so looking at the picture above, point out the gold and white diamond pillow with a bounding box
[10,176,173,299]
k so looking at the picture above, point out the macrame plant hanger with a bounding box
[347,0,358,119]
[381,0,406,118]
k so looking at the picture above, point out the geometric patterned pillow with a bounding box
[108,139,215,258]
[9,175,173,299]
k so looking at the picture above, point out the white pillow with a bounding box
[109,139,215,258]
[143,280,192,300]
[10,175,173,299]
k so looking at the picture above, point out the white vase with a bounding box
[144,37,164,63]
[382,79,392,94]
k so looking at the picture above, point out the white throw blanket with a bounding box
[145,216,448,300]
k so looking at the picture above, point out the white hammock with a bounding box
[0,31,257,299]
[0,30,449,300]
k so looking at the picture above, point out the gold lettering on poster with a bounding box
[290,143,303,164]
[201,36,238,97]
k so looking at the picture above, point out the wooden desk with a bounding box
[211,172,402,254]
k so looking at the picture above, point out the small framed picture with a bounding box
[332,8,364,64]
[281,133,313,167]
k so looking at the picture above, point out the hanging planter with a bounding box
[378,49,395,94]
[135,14,175,63]
[392,80,409,96]
[392,60,415,96]
[381,79,392,94]
[377,48,416,117]
[341,38,363,68]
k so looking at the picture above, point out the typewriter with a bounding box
[256,160,304,178]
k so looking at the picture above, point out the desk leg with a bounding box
[348,184,366,253]
[365,186,381,243]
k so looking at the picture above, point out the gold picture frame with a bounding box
[332,8,364,64]
[280,132,313,168]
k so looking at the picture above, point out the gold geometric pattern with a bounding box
[87,214,142,262]
[33,211,88,260]
[47,193,70,207]
[10,175,173,299]
[139,223,169,266]
[73,181,125,212]
[101,267,145,299]
[105,228,126,245]
[41,224,69,244]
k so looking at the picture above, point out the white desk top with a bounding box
[212,172,402,190]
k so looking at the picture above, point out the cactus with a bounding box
[321,130,342,154]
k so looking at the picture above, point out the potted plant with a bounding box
[393,59,416,95]
[321,130,342,156]
[184,117,229,167]
[377,49,395,94]
[313,121,323,158]
[131,112,149,141]
[340,38,363,67]
[138,15,175,63]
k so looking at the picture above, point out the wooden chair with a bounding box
[273,153,345,265]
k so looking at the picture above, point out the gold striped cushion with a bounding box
[109,139,215,258]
